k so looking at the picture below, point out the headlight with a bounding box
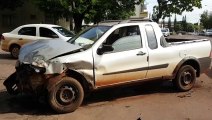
[32,55,48,68]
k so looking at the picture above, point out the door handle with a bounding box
[137,51,146,56]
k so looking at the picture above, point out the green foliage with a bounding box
[175,23,182,32]
[181,15,187,31]
[153,0,202,22]
[187,23,195,32]
[34,0,143,32]
[200,11,212,29]
[0,0,24,10]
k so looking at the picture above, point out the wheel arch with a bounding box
[65,69,94,93]
[173,57,200,78]
[9,43,20,52]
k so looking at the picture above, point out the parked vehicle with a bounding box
[4,19,212,113]
[205,29,212,36]
[0,24,75,58]
[161,28,170,37]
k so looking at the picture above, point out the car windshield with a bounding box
[161,29,167,32]
[52,27,75,37]
[68,26,111,49]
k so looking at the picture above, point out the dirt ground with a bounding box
[0,35,212,120]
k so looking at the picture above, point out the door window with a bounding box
[145,25,158,49]
[18,27,36,36]
[106,25,142,53]
[39,27,59,38]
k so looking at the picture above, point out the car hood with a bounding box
[19,39,82,63]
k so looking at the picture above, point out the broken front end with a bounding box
[4,62,49,95]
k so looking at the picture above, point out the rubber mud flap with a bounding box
[3,72,19,95]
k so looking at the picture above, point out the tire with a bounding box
[10,45,20,58]
[173,65,196,92]
[48,77,84,113]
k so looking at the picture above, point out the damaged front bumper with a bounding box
[4,63,48,95]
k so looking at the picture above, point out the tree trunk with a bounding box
[73,13,84,33]
[155,0,162,23]
[69,16,73,31]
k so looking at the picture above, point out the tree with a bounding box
[200,11,212,29]
[181,15,187,31]
[175,23,182,32]
[174,14,177,32]
[187,23,194,32]
[168,17,172,31]
[0,0,24,10]
[152,0,202,22]
[162,19,165,28]
[35,0,143,32]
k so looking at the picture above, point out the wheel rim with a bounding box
[56,84,78,105]
[12,47,19,58]
[180,70,193,86]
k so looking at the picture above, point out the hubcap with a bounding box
[57,85,76,105]
[181,71,192,85]
[12,47,19,58]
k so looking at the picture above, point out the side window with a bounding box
[18,27,36,36]
[39,27,59,38]
[145,25,158,49]
[106,25,142,52]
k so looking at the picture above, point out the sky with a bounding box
[146,0,212,23]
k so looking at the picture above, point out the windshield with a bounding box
[161,29,168,32]
[68,26,111,48]
[161,29,166,32]
[53,27,75,37]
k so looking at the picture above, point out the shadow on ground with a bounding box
[83,80,175,106]
[0,90,53,115]
[0,80,177,115]
[0,53,14,60]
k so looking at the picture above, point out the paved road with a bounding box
[0,50,16,65]
[0,35,212,120]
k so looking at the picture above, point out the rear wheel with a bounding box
[48,77,84,113]
[173,65,196,91]
[10,45,20,58]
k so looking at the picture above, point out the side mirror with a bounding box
[97,44,114,55]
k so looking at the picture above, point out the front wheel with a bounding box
[173,65,196,92]
[48,77,84,113]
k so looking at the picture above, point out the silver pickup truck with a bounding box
[4,19,212,113]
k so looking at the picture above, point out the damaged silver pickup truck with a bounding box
[4,19,212,113]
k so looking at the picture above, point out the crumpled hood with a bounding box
[19,39,82,63]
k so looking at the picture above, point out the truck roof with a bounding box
[97,18,153,26]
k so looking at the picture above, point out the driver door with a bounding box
[93,25,149,87]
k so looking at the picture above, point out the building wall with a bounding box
[0,0,45,33]
[0,0,70,34]
[130,4,148,19]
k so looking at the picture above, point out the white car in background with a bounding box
[205,29,212,36]
[161,28,170,37]
[0,24,75,58]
